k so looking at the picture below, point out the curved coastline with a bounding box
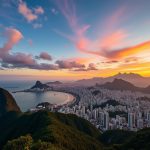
[12,89,80,110]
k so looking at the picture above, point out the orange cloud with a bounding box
[104,40,150,59]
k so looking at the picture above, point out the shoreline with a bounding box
[12,89,80,109]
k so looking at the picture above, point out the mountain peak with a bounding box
[31,81,49,89]
[114,72,143,79]
[35,80,43,86]
[99,78,138,91]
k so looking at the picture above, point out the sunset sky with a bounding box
[0,0,150,80]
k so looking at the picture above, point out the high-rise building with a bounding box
[93,109,98,119]
[137,119,143,129]
[146,112,150,127]
[82,106,86,115]
[137,112,142,119]
[104,111,109,130]
[98,112,104,126]
[128,112,135,129]
[90,104,93,112]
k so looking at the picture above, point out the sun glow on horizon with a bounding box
[0,0,150,79]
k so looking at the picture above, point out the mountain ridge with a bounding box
[74,73,150,87]
[97,78,150,94]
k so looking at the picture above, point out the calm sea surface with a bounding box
[0,81,74,112]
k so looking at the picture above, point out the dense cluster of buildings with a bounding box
[56,86,150,131]
[29,85,150,131]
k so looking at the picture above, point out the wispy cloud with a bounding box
[55,0,150,61]
[55,0,90,38]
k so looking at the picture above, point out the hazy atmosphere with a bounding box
[0,0,150,81]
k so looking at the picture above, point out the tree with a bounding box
[3,135,33,150]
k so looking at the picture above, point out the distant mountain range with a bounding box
[29,73,150,89]
[46,81,62,85]
[97,78,150,94]
[74,73,150,87]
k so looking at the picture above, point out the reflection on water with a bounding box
[12,91,74,112]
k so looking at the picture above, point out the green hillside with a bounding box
[100,128,150,150]
[120,128,150,150]
[0,111,103,150]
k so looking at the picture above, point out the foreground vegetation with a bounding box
[0,111,103,150]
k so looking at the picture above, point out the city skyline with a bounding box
[0,0,150,80]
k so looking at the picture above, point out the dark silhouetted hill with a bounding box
[98,79,150,94]
[31,81,49,89]
[0,88,21,117]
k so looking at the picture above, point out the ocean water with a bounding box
[0,80,74,112]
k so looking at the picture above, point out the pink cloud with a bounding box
[18,0,37,22]
[34,6,44,14]
[75,29,128,58]
[55,1,150,60]
[0,28,23,56]
[55,0,90,37]
[100,30,128,49]
[55,0,126,57]
[18,1,44,23]
[105,6,127,32]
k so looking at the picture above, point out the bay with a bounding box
[0,81,74,112]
